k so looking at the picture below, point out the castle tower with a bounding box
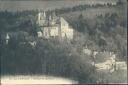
[6,33,10,44]
[38,11,46,26]
[43,11,46,18]
[48,11,57,26]
[38,13,41,25]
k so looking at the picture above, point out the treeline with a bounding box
[52,1,122,16]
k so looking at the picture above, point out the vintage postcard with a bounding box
[0,0,127,84]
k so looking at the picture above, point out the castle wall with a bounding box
[43,27,50,39]
[50,26,59,37]
[38,12,46,26]
[60,17,73,40]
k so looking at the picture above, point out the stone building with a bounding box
[37,11,74,40]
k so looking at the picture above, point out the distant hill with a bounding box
[0,0,125,11]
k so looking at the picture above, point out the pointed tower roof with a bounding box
[43,10,46,17]
[6,33,10,39]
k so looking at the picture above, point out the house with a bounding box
[28,41,36,47]
[83,45,100,57]
[95,56,116,72]
[37,11,74,40]
[83,45,92,55]
[37,31,43,38]
[95,52,127,72]
[115,61,127,70]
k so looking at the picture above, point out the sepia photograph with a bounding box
[0,0,127,84]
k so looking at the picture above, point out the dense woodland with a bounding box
[0,2,127,84]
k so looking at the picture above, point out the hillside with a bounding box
[56,3,127,60]
[0,1,127,84]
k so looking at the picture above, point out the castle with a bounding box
[37,11,74,40]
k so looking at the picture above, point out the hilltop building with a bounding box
[37,11,74,40]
